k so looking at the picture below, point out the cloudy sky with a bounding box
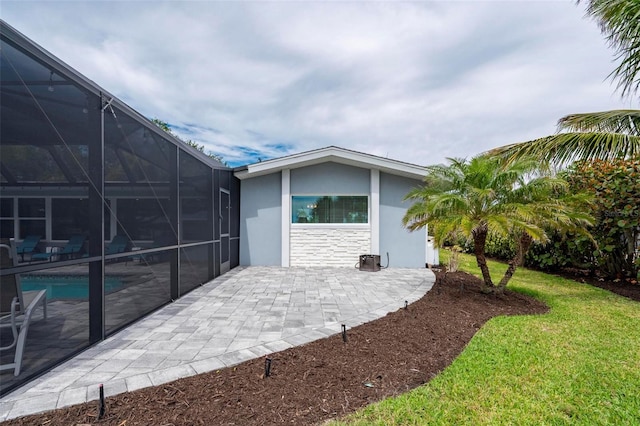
[2,0,633,167]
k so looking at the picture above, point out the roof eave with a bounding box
[234,146,427,180]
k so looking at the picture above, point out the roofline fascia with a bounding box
[234,146,428,180]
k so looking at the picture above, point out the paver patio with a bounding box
[0,266,434,421]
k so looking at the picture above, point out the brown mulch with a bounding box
[553,269,640,303]
[4,271,550,426]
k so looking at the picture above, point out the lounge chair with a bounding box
[31,235,86,262]
[16,235,41,262]
[1,240,47,376]
[127,233,175,264]
[82,235,130,260]
[105,235,129,255]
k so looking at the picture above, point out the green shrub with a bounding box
[462,232,596,273]
[566,159,640,279]
[483,234,516,261]
[524,233,595,272]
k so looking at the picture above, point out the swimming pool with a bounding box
[21,275,125,300]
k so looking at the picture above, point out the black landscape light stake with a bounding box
[341,324,347,343]
[98,384,105,419]
[404,300,408,310]
[265,357,272,377]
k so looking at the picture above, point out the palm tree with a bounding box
[491,0,640,164]
[403,155,593,293]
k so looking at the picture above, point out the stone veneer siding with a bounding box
[290,227,371,267]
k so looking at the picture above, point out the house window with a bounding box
[292,196,368,224]
[117,198,172,241]
[50,198,111,240]
[52,198,88,240]
[18,198,45,239]
[0,198,14,238]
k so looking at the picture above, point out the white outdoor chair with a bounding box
[1,240,47,376]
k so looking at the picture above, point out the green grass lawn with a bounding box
[335,253,640,425]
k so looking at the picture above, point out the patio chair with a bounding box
[82,235,131,261]
[1,240,47,376]
[31,235,86,262]
[127,233,175,264]
[82,234,130,258]
[105,235,129,255]
[16,235,41,262]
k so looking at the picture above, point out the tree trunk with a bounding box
[472,224,493,293]
[497,232,533,292]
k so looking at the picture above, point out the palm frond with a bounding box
[580,0,640,98]
[489,132,640,165]
[558,110,640,134]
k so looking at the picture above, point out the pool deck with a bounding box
[0,266,435,421]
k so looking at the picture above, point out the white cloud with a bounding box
[1,0,632,166]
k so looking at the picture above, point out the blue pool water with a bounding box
[21,275,125,300]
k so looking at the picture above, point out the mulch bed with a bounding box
[2,271,553,425]
[554,269,640,303]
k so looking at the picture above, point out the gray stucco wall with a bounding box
[291,162,369,194]
[379,172,426,268]
[239,172,281,266]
